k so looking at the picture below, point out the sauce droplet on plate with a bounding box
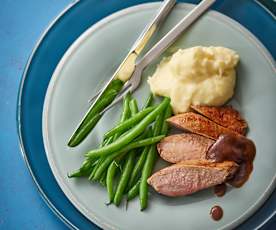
[210,205,223,221]
[214,183,227,197]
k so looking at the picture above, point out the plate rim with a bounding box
[16,0,276,229]
[16,1,80,229]
[42,2,276,230]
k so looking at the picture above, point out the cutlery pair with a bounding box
[69,0,216,146]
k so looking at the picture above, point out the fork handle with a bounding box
[138,0,216,68]
[131,0,177,54]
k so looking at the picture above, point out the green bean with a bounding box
[88,158,102,180]
[111,94,131,141]
[70,94,131,180]
[110,98,139,202]
[153,112,165,136]
[106,159,122,202]
[105,94,131,201]
[114,151,135,206]
[68,157,97,178]
[140,109,166,211]
[68,170,83,178]
[91,135,164,180]
[93,154,119,182]
[99,170,107,187]
[120,93,132,123]
[103,106,156,139]
[68,79,124,147]
[91,94,129,181]
[129,99,139,116]
[67,159,90,178]
[143,93,153,109]
[96,133,163,160]
[107,97,138,202]
[139,145,157,210]
[88,135,115,180]
[101,137,110,148]
[127,92,152,195]
[86,97,170,158]
[127,146,149,189]
[92,130,148,181]
[101,136,114,147]
[127,128,153,190]
[161,105,172,135]
[127,180,140,201]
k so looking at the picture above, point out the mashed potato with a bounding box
[148,46,239,114]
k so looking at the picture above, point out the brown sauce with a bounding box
[206,133,256,187]
[214,183,227,197]
[210,205,223,221]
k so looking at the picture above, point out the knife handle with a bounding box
[131,0,177,55]
[138,0,216,68]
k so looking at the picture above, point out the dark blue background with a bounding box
[0,0,275,229]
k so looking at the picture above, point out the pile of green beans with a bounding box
[68,93,171,210]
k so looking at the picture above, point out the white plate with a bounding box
[43,3,276,230]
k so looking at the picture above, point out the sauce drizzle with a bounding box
[206,133,256,187]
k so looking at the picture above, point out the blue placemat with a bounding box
[0,0,275,229]
[0,0,70,229]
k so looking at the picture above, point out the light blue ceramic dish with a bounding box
[42,3,275,230]
[17,0,276,229]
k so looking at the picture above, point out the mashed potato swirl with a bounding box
[148,46,239,114]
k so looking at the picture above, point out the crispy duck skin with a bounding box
[147,160,238,197]
[191,105,248,135]
[167,112,239,140]
[157,133,215,163]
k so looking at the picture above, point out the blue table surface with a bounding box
[0,0,275,229]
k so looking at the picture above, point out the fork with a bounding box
[98,0,216,115]
[69,0,216,146]
[68,0,177,146]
